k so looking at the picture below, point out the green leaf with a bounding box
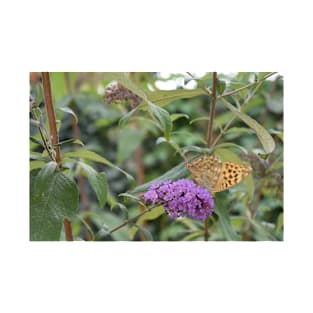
[156,137,184,157]
[216,78,226,95]
[57,95,74,108]
[30,119,40,127]
[111,202,128,219]
[119,192,142,203]
[214,111,234,128]
[131,116,161,133]
[75,215,95,241]
[269,129,283,142]
[136,206,165,225]
[100,213,129,241]
[189,116,210,124]
[171,130,207,146]
[30,153,50,162]
[265,93,283,114]
[63,150,134,183]
[58,107,78,124]
[268,152,283,171]
[30,162,79,241]
[167,139,184,157]
[214,198,241,241]
[78,162,108,208]
[93,173,108,208]
[176,218,198,230]
[156,137,167,145]
[93,108,122,128]
[118,106,140,128]
[275,213,284,235]
[147,102,172,140]
[213,142,248,155]
[103,190,117,209]
[30,136,44,147]
[30,160,45,171]
[170,113,190,122]
[103,72,148,101]
[258,72,272,80]
[128,226,138,240]
[135,225,153,241]
[34,161,58,188]
[117,126,145,164]
[181,231,204,241]
[130,161,189,194]
[147,88,205,107]
[50,72,67,104]
[219,98,276,153]
[181,146,211,155]
[214,148,244,163]
[249,219,277,241]
[198,73,212,81]
[225,127,254,135]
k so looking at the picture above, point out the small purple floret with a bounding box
[141,179,214,221]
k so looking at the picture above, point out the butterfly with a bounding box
[185,154,252,194]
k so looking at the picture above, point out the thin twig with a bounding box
[210,115,235,149]
[108,208,150,235]
[186,72,277,100]
[31,110,55,161]
[42,72,73,241]
[216,72,277,98]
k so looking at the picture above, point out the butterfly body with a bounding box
[186,155,252,194]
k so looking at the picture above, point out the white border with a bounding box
[2,0,313,312]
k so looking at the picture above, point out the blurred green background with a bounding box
[29,72,283,241]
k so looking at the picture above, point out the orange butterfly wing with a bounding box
[186,155,252,194]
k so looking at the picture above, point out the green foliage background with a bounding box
[30,72,283,241]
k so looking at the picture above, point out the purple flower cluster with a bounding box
[141,179,214,221]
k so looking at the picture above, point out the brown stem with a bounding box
[207,72,217,147]
[204,72,217,241]
[204,218,209,241]
[135,146,144,185]
[63,219,74,241]
[42,72,73,241]
[42,72,61,165]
